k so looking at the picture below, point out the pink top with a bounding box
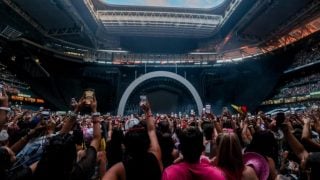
[162,160,226,180]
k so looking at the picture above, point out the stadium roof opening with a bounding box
[102,0,227,9]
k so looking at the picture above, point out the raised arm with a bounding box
[241,118,253,145]
[209,114,222,134]
[60,97,84,134]
[0,88,9,128]
[141,102,163,171]
[90,96,102,151]
[10,124,45,154]
[301,116,320,150]
[59,115,77,134]
[107,120,113,142]
[282,123,309,161]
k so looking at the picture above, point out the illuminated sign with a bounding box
[17,93,31,98]
[10,95,45,104]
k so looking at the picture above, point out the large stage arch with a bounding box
[117,71,203,116]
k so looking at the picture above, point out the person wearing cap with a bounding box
[124,118,140,131]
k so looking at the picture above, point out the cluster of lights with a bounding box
[95,58,249,65]
[91,50,261,65]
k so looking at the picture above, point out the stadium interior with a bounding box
[1,0,320,114]
[2,1,320,180]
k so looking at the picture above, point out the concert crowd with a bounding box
[1,86,320,180]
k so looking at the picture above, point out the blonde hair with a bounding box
[215,132,244,179]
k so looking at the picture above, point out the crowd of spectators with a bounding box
[112,53,217,63]
[285,73,320,88]
[269,101,320,110]
[125,104,196,116]
[1,86,320,180]
[272,72,320,99]
[0,63,29,93]
[289,42,320,69]
[274,81,320,99]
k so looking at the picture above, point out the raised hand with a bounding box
[0,87,9,107]
[90,95,97,113]
[302,116,311,125]
[140,100,151,114]
[70,98,78,109]
[73,96,85,113]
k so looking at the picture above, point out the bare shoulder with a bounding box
[102,162,126,180]
[242,166,259,180]
[266,157,278,180]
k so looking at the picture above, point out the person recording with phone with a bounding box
[33,91,102,180]
[103,95,162,180]
[0,86,46,180]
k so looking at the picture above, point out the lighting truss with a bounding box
[97,10,222,37]
[0,25,22,40]
[261,15,320,52]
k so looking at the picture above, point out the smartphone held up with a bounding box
[205,104,211,114]
[140,95,148,109]
[70,97,77,107]
[83,88,95,106]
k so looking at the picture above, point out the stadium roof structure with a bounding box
[0,0,320,59]
[103,0,227,9]
[89,0,234,38]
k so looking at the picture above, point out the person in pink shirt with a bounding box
[162,127,225,180]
